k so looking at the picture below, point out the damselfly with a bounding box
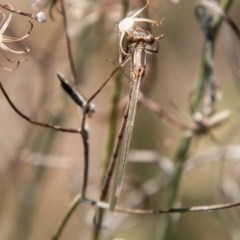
[109,26,163,211]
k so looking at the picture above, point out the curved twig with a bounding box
[0,80,81,134]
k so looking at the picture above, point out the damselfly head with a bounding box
[118,0,163,58]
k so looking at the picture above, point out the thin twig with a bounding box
[87,61,129,104]
[92,1,131,235]
[50,189,240,240]
[59,0,78,83]
[54,193,240,217]
[0,3,47,23]
[92,72,123,238]
[100,103,130,201]
[57,73,95,116]
[139,94,190,130]
[80,111,90,197]
[0,80,81,134]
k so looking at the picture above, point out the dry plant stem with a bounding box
[80,111,90,197]
[10,36,67,239]
[93,98,129,240]
[51,166,240,240]
[139,95,190,130]
[100,103,129,201]
[190,0,233,112]
[155,134,192,240]
[112,199,240,215]
[156,1,233,240]
[60,0,92,198]
[88,1,131,236]
[60,0,78,83]
[51,66,121,240]
[93,63,131,236]
[87,66,121,103]
[51,194,83,240]
[60,0,94,198]
[92,16,130,237]
[0,80,80,133]
[92,72,123,239]
[102,73,123,180]
[52,194,240,218]
[87,55,130,104]
[0,3,46,22]
[100,0,130,179]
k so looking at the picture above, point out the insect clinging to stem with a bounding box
[118,0,163,59]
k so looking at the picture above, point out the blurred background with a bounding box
[1,0,240,239]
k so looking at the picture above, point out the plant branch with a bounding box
[0,80,81,134]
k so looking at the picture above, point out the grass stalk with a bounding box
[155,1,233,240]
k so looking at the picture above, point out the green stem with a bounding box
[155,134,193,240]
[51,194,82,240]
[102,73,123,177]
[92,72,122,240]
[156,1,233,240]
[92,2,129,239]
[190,0,233,112]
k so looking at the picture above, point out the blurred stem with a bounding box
[52,194,82,240]
[75,25,95,83]
[60,0,78,83]
[92,73,122,240]
[121,0,129,17]
[156,1,233,240]
[12,109,66,240]
[190,0,233,112]
[102,73,123,179]
[10,40,68,239]
[92,1,129,239]
[155,134,192,240]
